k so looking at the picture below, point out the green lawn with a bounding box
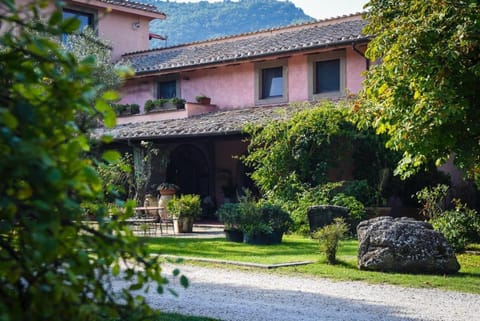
[144,235,480,294]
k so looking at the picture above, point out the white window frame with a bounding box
[308,50,346,99]
[254,59,288,105]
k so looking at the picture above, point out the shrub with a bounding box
[216,203,242,228]
[331,193,367,232]
[313,217,348,264]
[415,184,449,219]
[431,199,480,252]
[260,202,293,233]
[144,99,154,112]
[167,194,202,219]
[289,182,366,235]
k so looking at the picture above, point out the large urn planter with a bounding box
[173,217,194,233]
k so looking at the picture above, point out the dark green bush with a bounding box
[431,199,480,252]
[216,203,242,228]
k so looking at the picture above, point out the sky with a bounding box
[172,0,369,20]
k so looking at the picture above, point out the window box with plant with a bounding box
[145,98,186,113]
[167,194,202,233]
[111,103,140,116]
[195,94,211,105]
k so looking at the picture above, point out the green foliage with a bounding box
[358,0,480,179]
[144,98,185,112]
[236,192,271,237]
[62,27,124,93]
[0,4,185,320]
[243,102,355,201]
[111,103,140,116]
[167,194,202,219]
[216,202,243,228]
[313,218,348,264]
[145,99,154,111]
[431,200,480,252]
[219,192,292,238]
[259,202,293,233]
[415,184,449,220]
[96,153,134,202]
[146,0,313,46]
[289,182,366,235]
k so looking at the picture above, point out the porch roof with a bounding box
[97,105,305,141]
[119,14,368,74]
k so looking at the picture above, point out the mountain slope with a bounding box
[140,0,313,47]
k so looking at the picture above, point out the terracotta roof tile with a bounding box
[120,16,368,74]
[97,105,305,141]
[97,0,164,15]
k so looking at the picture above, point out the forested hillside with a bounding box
[141,0,313,47]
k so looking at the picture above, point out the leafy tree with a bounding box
[0,2,186,321]
[61,27,127,130]
[357,0,480,181]
[243,102,361,202]
[62,27,125,95]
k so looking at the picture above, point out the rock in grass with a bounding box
[357,216,460,274]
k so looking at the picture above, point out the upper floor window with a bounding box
[255,60,288,105]
[62,8,96,42]
[155,76,180,100]
[309,51,345,99]
[261,67,283,99]
[157,79,177,99]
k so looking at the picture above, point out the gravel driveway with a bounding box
[134,264,480,321]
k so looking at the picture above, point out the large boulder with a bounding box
[307,205,348,233]
[357,216,460,274]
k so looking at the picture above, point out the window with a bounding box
[155,77,180,99]
[157,80,177,99]
[62,8,95,42]
[261,67,283,99]
[255,60,288,104]
[309,51,345,98]
[315,59,340,94]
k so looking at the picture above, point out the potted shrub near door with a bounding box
[216,203,243,242]
[167,194,201,233]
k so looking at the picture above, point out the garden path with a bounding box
[134,264,480,321]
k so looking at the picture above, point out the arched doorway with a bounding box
[166,144,210,198]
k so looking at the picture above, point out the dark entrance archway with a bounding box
[166,144,210,198]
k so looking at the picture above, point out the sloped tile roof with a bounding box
[98,105,306,141]
[120,15,368,74]
[97,0,164,15]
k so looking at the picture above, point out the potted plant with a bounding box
[260,202,292,244]
[170,97,186,109]
[167,194,201,233]
[216,203,243,242]
[232,191,292,245]
[195,94,211,105]
[157,182,179,196]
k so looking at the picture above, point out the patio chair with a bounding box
[158,207,175,235]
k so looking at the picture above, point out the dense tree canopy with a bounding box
[357,0,480,180]
[0,2,185,320]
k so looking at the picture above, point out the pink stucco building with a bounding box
[99,13,370,214]
[14,0,166,60]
